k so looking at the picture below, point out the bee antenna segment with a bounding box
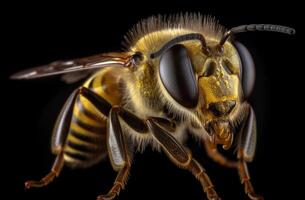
[218,24,296,46]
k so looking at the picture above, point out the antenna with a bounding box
[219,24,295,46]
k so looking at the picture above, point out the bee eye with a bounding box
[202,61,216,77]
[234,41,255,99]
[159,44,198,108]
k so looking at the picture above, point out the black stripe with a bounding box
[64,150,91,161]
[117,107,149,133]
[80,87,112,116]
[76,97,105,122]
[66,141,98,153]
[70,129,104,144]
[72,117,106,133]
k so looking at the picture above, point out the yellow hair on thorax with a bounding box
[123,13,226,55]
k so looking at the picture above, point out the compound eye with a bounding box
[159,44,198,108]
[234,41,256,99]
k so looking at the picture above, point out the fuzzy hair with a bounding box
[123,13,226,51]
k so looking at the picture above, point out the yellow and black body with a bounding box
[10,14,295,200]
[52,67,126,168]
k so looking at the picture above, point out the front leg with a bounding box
[204,139,238,168]
[237,106,263,200]
[147,117,221,200]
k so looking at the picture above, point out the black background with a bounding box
[1,1,302,200]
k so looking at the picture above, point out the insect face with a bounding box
[152,36,243,133]
[193,41,242,149]
[198,42,242,119]
[196,40,256,147]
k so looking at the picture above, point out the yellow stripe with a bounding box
[64,154,78,163]
[70,122,103,138]
[83,67,120,105]
[91,73,117,105]
[83,67,108,88]
[67,133,96,148]
[79,95,107,120]
[92,75,104,94]
[64,145,92,156]
[73,98,105,127]
[63,154,87,163]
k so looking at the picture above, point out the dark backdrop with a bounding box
[1,1,302,200]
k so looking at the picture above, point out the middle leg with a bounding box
[96,107,136,200]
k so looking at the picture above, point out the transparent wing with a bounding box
[10,52,131,80]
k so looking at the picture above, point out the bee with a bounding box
[11,14,295,200]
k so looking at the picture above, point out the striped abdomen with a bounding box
[63,67,125,168]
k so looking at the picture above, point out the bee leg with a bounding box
[78,89,150,199]
[25,151,64,188]
[237,106,263,200]
[204,140,237,168]
[147,117,221,200]
[77,88,133,199]
[25,89,79,188]
[237,161,263,200]
[97,107,132,200]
